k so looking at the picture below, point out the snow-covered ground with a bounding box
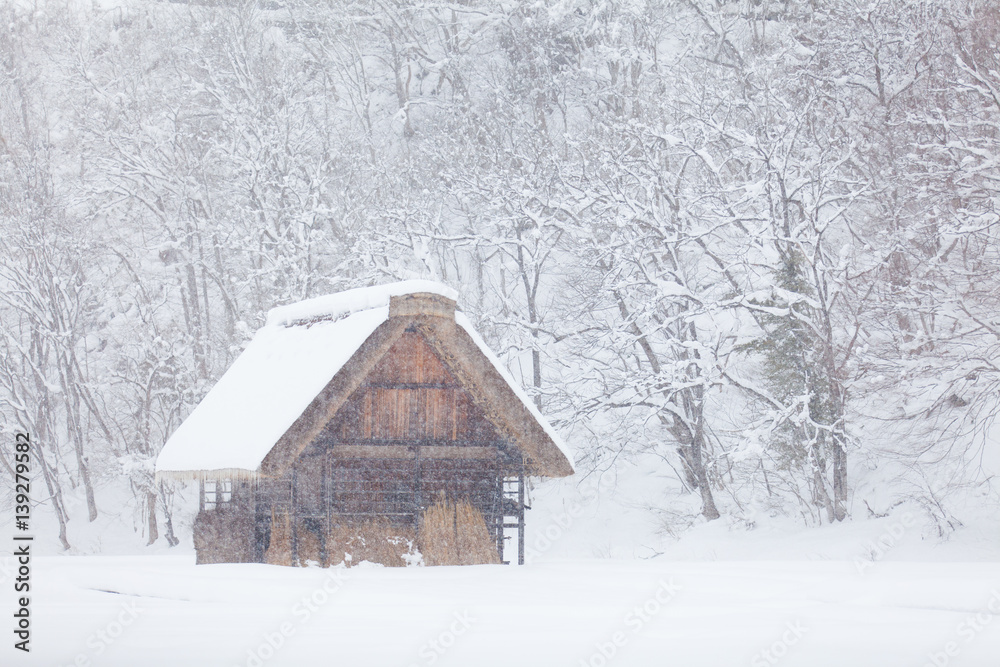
[4,463,998,666]
[4,555,1000,667]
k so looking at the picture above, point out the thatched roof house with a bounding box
[156,281,574,566]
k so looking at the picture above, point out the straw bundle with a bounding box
[264,509,293,566]
[296,525,323,566]
[326,517,416,567]
[418,495,500,566]
[193,508,252,564]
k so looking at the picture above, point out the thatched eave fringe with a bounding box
[155,467,261,483]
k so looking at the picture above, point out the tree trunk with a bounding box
[36,445,71,550]
[68,416,98,521]
[832,439,848,522]
[160,481,180,547]
[146,491,159,546]
[691,432,721,521]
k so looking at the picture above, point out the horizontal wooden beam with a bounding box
[314,434,511,449]
[330,444,496,460]
[360,382,461,389]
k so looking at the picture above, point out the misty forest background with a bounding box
[1,0,999,552]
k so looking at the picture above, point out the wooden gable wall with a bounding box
[320,331,503,447]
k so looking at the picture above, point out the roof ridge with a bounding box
[266,280,458,327]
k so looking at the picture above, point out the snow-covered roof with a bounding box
[156,281,574,479]
[155,306,388,475]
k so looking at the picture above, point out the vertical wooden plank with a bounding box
[415,332,425,384]
[395,387,402,439]
[421,388,431,440]
[425,388,434,440]
[451,388,458,441]
[363,390,371,440]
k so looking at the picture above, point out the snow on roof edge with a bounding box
[267,280,458,327]
[156,307,389,475]
[455,312,575,473]
[156,467,260,482]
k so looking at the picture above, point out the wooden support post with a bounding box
[494,453,504,558]
[517,469,525,566]
[291,468,298,565]
[319,454,328,566]
[250,479,260,562]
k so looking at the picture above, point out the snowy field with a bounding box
[5,555,1000,667]
[4,470,1000,667]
